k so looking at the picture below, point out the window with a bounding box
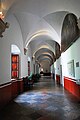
[11,54,19,79]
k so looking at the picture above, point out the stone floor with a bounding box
[0,77,80,120]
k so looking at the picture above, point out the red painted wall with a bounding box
[64,77,80,99]
[17,79,24,94]
[12,79,24,98]
[11,80,18,99]
[0,82,12,110]
[0,79,23,110]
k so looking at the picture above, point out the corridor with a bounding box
[1,77,80,120]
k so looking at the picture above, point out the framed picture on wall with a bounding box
[67,60,75,77]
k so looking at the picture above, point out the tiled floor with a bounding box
[0,77,80,120]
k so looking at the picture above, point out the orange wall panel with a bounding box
[0,79,24,110]
[17,79,24,94]
[64,77,80,99]
[0,83,12,110]
[11,80,18,99]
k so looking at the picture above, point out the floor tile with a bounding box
[0,76,80,120]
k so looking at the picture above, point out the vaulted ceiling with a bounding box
[1,0,80,66]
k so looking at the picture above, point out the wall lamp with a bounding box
[0,17,9,37]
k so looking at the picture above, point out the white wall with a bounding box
[51,65,53,74]
[0,14,28,84]
[54,57,61,75]
[27,45,41,75]
[54,37,80,86]
[41,60,50,73]
[61,37,80,80]
[27,45,33,74]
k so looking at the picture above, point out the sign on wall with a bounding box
[67,60,75,77]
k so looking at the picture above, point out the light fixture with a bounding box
[0,1,9,37]
[0,11,4,19]
[0,18,10,37]
[0,1,4,19]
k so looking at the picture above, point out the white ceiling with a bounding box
[1,0,80,65]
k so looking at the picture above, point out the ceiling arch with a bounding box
[38,57,52,63]
[29,39,56,57]
[1,0,80,63]
[34,48,54,58]
[36,52,53,60]
[2,0,80,51]
[25,29,60,48]
[34,47,55,64]
[4,0,80,17]
[37,54,53,63]
[43,11,69,39]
